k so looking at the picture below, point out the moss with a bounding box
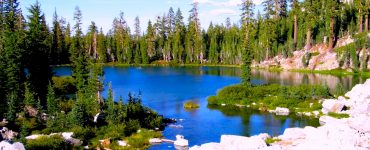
[184,101,200,109]
[265,137,281,145]
[328,112,350,119]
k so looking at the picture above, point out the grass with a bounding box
[184,101,200,109]
[208,84,332,112]
[290,68,370,77]
[265,137,281,145]
[328,112,350,119]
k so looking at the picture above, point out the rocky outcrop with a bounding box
[174,135,189,147]
[0,141,25,150]
[0,127,18,141]
[26,132,82,146]
[321,99,345,114]
[190,79,370,150]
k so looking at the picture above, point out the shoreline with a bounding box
[190,79,370,150]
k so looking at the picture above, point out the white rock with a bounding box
[0,141,12,150]
[25,134,42,140]
[220,135,267,150]
[174,135,189,147]
[61,132,73,140]
[275,107,290,116]
[321,99,344,114]
[189,143,223,150]
[12,142,25,150]
[348,114,370,133]
[278,128,305,141]
[149,138,162,144]
[117,140,128,147]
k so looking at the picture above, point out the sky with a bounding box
[19,0,264,34]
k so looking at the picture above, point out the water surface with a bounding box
[54,66,366,148]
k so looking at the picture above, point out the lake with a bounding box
[54,66,366,149]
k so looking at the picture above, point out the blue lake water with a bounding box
[54,66,366,149]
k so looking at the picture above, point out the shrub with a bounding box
[26,135,70,150]
[124,119,141,136]
[71,126,96,144]
[52,76,77,95]
[126,129,162,149]
[184,101,200,109]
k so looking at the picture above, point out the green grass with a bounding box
[208,84,332,112]
[328,112,350,119]
[184,101,200,109]
[290,69,370,77]
[265,137,281,145]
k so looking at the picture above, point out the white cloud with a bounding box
[208,9,237,16]
[193,0,262,7]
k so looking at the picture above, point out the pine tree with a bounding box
[24,82,36,107]
[325,0,341,51]
[87,21,98,60]
[134,16,141,64]
[6,91,18,121]
[70,7,90,90]
[46,82,58,115]
[106,82,115,124]
[188,2,203,63]
[3,0,25,110]
[97,27,107,63]
[51,11,65,65]
[290,0,299,51]
[26,1,52,103]
[146,20,156,59]
[241,0,255,87]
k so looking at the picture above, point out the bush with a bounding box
[71,126,96,144]
[26,135,70,150]
[184,101,200,109]
[126,129,162,149]
[124,119,141,136]
[52,76,77,95]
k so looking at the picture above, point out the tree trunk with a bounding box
[305,28,312,51]
[365,14,369,32]
[359,9,363,33]
[328,17,335,52]
[293,14,298,51]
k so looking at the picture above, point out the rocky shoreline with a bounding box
[190,79,370,150]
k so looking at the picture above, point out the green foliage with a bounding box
[124,119,141,136]
[265,137,281,145]
[126,129,162,149]
[26,135,70,150]
[47,82,58,115]
[52,76,77,95]
[208,84,332,111]
[328,112,350,119]
[184,100,200,109]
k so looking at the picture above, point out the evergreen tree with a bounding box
[46,82,58,115]
[134,16,141,64]
[241,0,255,87]
[106,82,115,124]
[325,0,341,51]
[97,27,107,63]
[70,7,90,90]
[51,11,65,65]
[24,82,36,107]
[146,20,156,59]
[188,2,203,63]
[2,0,25,110]
[87,21,98,60]
[6,91,18,122]
[26,1,52,103]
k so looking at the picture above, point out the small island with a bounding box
[184,101,200,109]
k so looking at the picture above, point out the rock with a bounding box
[174,135,189,147]
[0,127,18,140]
[0,141,12,150]
[278,128,305,141]
[190,143,223,150]
[117,140,128,147]
[169,124,184,129]
[348,114,370,133]
[275,107,290,116]
[220,135,267,150]
[149,138,162,144]
[321,99,344,114]
[66,138,83,146]
[61,132,73,139]
[25,134,42,140]
[12,142,25,150]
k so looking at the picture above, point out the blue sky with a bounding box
[19,0,263,34]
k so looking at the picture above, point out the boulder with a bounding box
[220,135,267,150]
[174,135,189,147]
[0,127,18,140]
[348,114,370,133]
[25,134,42,140]
[149,138,162,144]
[12,142,25,150]
[117,140,128,147]
[0,141,12,150]
[275,107,290,116]
[321,99,344,114]
[278,128,305,141]
[190,143,223,150]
